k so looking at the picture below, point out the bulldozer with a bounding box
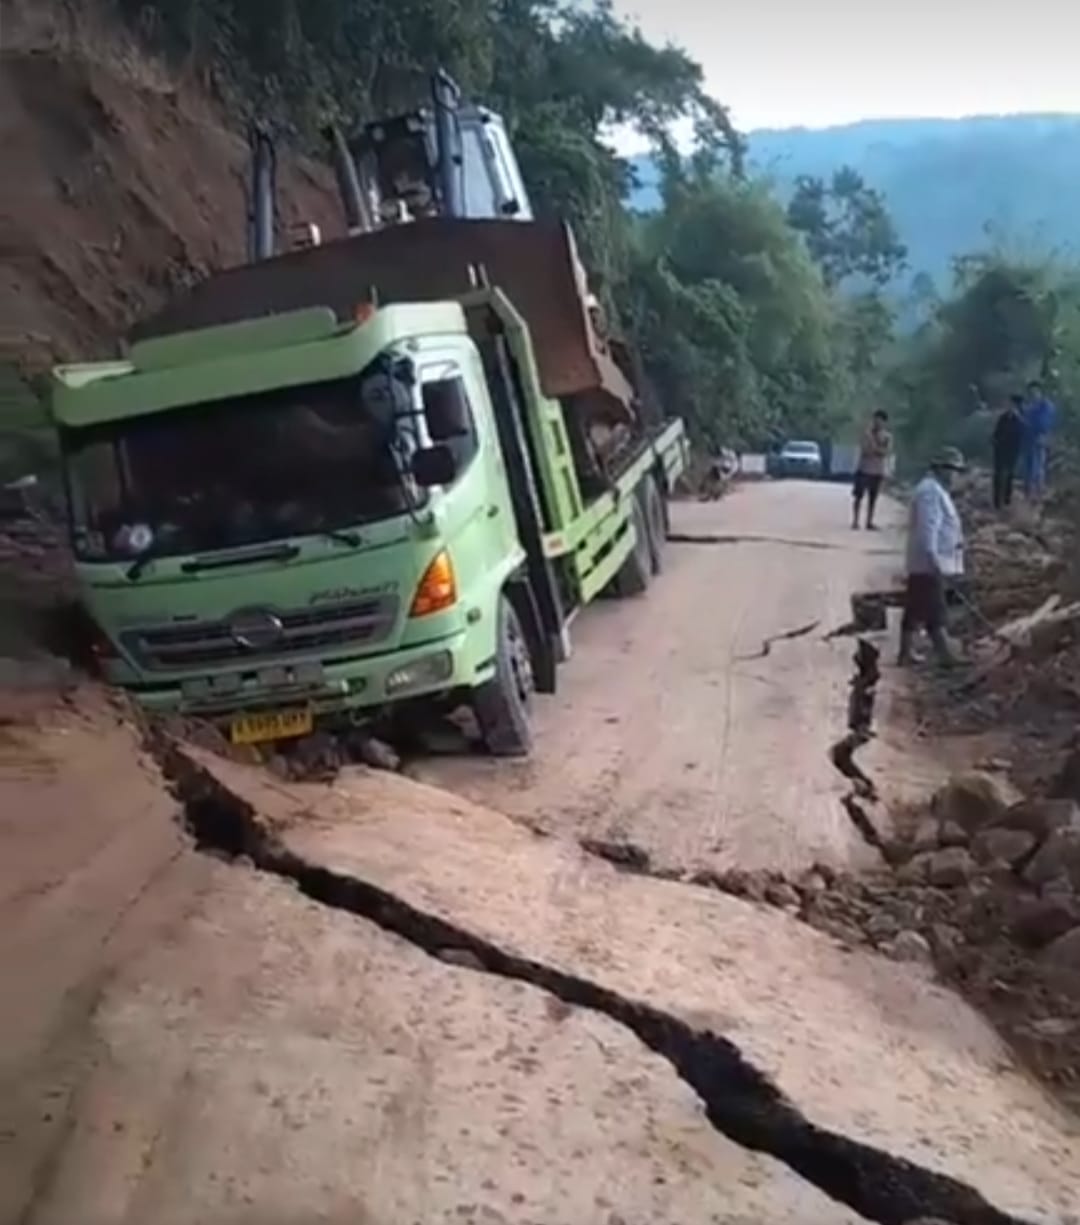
[135,73,656,488]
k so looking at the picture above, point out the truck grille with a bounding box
[122,597,398,672]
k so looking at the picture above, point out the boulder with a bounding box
[995,797,1079,841]
[1023,828,1080,891]
[931,771,1016,834]
[926,847,977,888]
[1011,895,1080,949]
[970,827,1037,869]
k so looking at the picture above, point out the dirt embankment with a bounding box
[0,0,340,379]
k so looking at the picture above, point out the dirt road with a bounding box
[419,480,900,874]
[6,482,1080,1225]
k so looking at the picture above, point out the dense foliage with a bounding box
[885,253,1080,472]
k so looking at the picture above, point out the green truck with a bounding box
[49,79,687,756]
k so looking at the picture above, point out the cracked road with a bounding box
[418,481,902,875]
[3,483,1080,1225]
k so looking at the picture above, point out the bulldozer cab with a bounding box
[340,72,533,229]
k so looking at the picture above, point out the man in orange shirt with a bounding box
[852,410,893,531]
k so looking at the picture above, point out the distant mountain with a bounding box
[629,114,1080,288]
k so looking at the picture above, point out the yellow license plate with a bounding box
[229,707,313,745]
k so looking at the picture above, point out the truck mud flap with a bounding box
[507,580,556,695]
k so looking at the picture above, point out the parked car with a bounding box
[775,440,823,479]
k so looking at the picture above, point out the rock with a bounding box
[865,912,901,942]
[437,947,485,971]
[1023,827,1080,891]
[896,854,930,886]
[765,880,802,910]
[1011,896,1080,948]
[1027,1016,1078,1039]
[970,827,1037,868]
[796,870,828,897]
[928,922,964,962]
[931,771,1016,834]
[910,815,941,853]
[938,821,969,848]
[1041,926,1080,970]
[1040,874,1075,900]
[995,798,1079,840]
[1050,747,1080,804]
[355,735,402,772]
[267,753,292,781]
[926,847,977,888]
[290,731,343,777]
[883,930,934,965]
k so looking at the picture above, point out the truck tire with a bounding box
[641,475,667,575]
[473,594,534,757]
[610,496,652,598]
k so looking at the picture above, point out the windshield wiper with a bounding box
[317,528,363,548]
[180,543,301,574]
[126,550,159,582]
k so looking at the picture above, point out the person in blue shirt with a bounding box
[1022,379,1056,500]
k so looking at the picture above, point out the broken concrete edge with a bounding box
[830,635,889,854]
[150,732,1030,1225]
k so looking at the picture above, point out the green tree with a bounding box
[787,166,907,288]
[628,174,843,448]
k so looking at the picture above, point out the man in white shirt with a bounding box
[899,447,966,667]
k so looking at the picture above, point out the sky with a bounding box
[614,0,1080,134]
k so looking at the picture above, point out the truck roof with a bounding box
[51,302,466,428]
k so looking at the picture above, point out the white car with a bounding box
[776,440,823,479]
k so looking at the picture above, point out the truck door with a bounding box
[418,355,519,586]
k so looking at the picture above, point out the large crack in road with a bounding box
[154,736,1031,1225]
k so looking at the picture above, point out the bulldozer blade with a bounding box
[134,218,637,423]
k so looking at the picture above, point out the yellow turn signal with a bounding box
[409,550,457,617]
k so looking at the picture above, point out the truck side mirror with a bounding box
[412,445,457,488]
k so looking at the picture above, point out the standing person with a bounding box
[1022,379,1056,500]
[991,394,1025,510]
[852,410,893,530]
[899,447,966,667]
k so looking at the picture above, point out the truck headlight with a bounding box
[385,650,453,696]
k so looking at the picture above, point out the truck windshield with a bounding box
[62,370,419,562]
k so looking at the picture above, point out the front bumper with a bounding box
[122,629,487,720]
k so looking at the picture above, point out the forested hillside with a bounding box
[3,0,1079,473]
[634,115,1080,287]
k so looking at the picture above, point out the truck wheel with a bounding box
[473,594,534,757]
[641,476,667,575]
[611,496,652,598]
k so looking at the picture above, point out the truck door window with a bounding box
[421,375,478,475]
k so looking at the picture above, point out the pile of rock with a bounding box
[891,771,1080,987]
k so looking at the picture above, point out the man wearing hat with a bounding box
[899,447,966,667]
